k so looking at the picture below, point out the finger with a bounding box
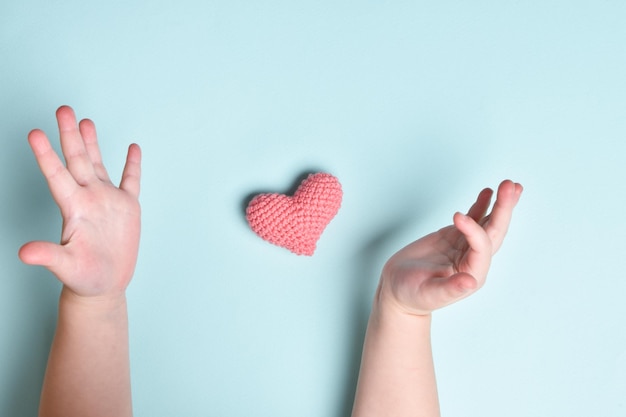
[453,212,492,279]
[79,118,111,182]
[484,180,523,252]
[466,187,493,222]
[418,272,478,310]
[18,240,65,270]
[56,105,97,184]
[27,129,78,202]
[119,143,142,197]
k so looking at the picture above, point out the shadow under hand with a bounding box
[2,270,59,417]
[335,219,412,417]
[0,129,60,417]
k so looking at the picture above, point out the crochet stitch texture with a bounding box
[246,173,343,256]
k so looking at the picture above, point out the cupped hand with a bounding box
[19,106,142,300]
[379,180,523,316]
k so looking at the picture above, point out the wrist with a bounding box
[59,286,128,315]
[370,286,432,338]
[355,280,438,417]
[373,275,433,320]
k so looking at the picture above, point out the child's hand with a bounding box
[19,106,141,302]
[378,180,523,316]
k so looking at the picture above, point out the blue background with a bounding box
[1,1,625,416]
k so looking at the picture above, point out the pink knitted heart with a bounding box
[246,173,343,256]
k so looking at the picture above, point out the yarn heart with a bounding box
[246,173,343,256]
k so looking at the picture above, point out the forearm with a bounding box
[39,287,132,417]
[351,290,440,417]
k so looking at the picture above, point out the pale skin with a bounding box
[19,105,141,417]
[351,180,523,417]
[17,105,519,416]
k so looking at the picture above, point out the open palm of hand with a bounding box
[379,180,523,316]
[19,106,142,300]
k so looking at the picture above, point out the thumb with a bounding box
[419,272,479,310]
[19,241,65,271]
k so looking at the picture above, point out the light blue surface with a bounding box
[1,1,625,416]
